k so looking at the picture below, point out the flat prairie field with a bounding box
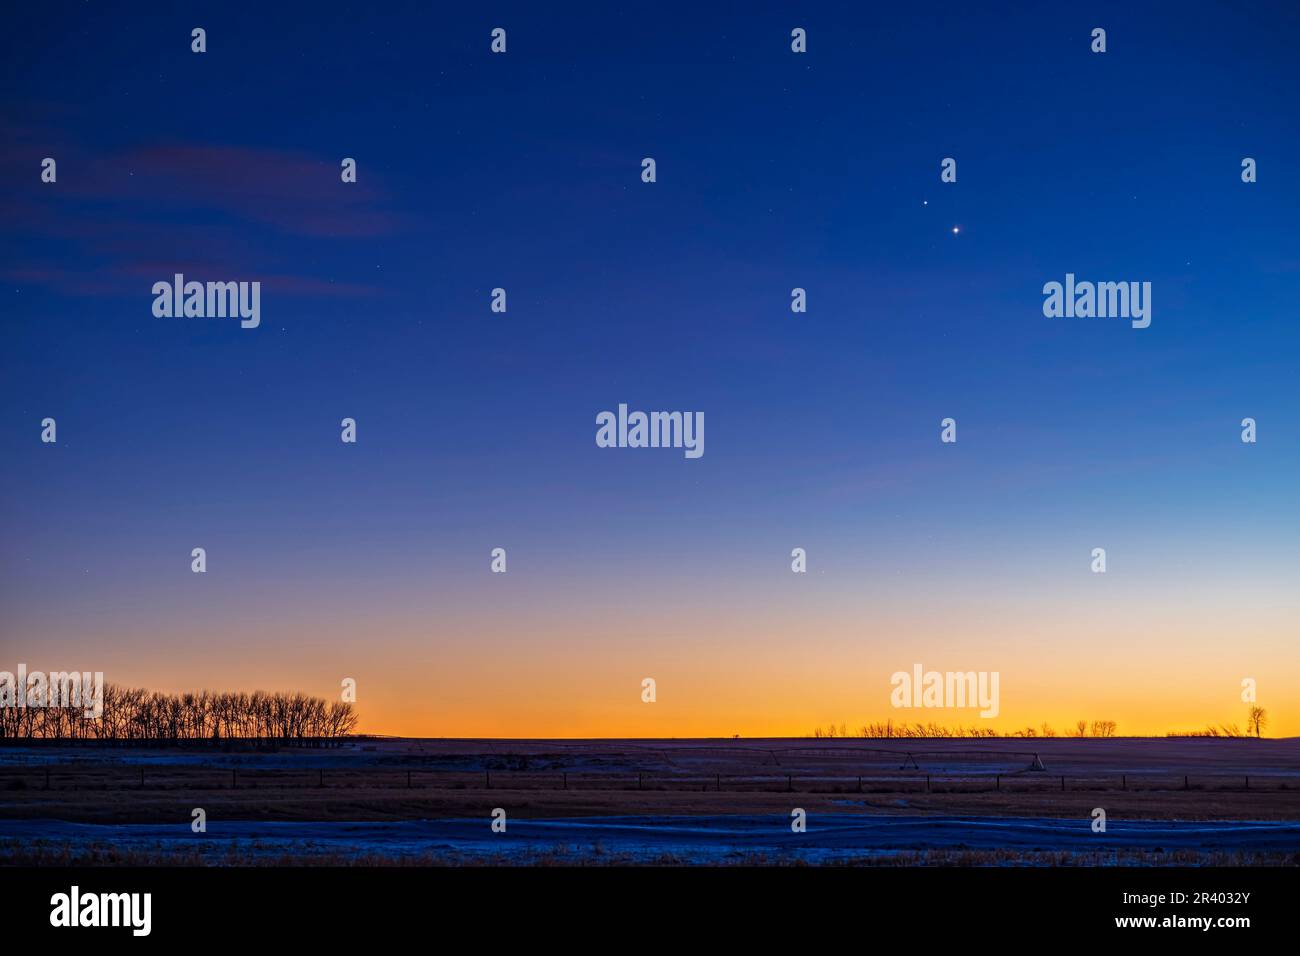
[2,737,1297,865]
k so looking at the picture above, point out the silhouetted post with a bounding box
[1060,776,1065,791]
[562,772,566,790]
[319,769,324,788]
[1245,776,1250,790]
[406,770,411,789]
[996,774,1001,791]
[925,775,931,792]
[716,774,721,791]
[1184,775,1189,790]
[857,776,862,793]
[485,771,491,790]
[786,774,792,792]
[1122,774,1126,790]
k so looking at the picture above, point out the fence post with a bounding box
[1060,775,1065,791]
[786,774,792,792]
[1122,774,1126,790]
[1184,775,1189,790]
[995,774,1000,791]
[638,773,642,791]
[925,774,930,792]
[1245,776,1249,790]
[485,771,491,790]
[406,770,411,789]
[857,776,862,793]
[716,774,721,792]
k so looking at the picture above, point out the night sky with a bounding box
[2,2,1298,736]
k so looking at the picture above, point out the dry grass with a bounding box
[4,838,1296,868]
[2,780,1297,826]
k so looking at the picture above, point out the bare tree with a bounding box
[1089,720,1116,738]
[1247,706,1267,738]
[5,682,357,745]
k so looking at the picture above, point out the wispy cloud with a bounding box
[1,133,397,298]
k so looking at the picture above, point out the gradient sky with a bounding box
[2,2,1298,737]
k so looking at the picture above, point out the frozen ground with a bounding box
[4,736,1299,776]
[3,814,1297,864]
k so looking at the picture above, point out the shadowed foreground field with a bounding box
[2,737,1297,865]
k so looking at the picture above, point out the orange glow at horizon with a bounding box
[93,602,1299,740]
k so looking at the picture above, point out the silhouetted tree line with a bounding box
[816,711,1276,739]
[813,721,1005,739]
[810,719,1120,739]
[0,684,358,744]
[1167,707,1269,738]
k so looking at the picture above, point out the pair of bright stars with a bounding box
[922,199,960,235]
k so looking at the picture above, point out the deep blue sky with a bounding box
[2,2,1298,734]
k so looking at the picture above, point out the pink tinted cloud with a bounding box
[52,143,402,238]
[3,138,395,298]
